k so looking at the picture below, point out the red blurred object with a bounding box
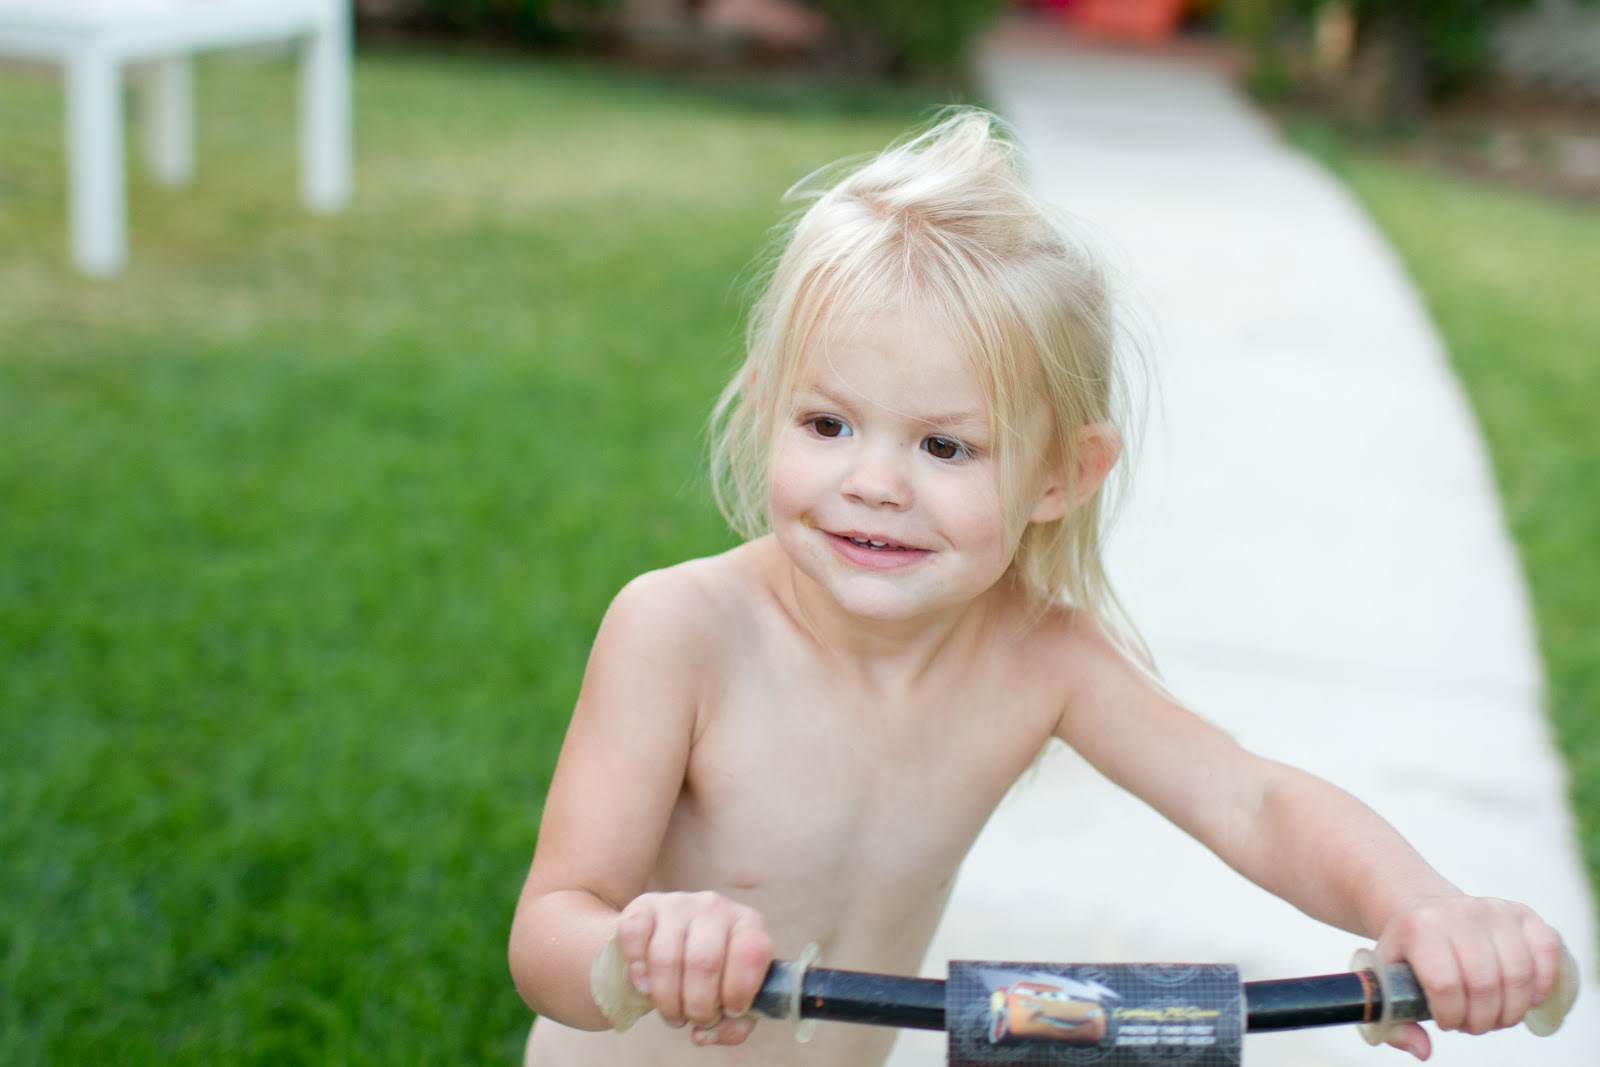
[1058,0,1183,42]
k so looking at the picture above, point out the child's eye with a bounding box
[923,436,967,461]
[809,417,850,438]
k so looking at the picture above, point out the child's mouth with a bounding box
[827,531,927,569]
[846,535,912,552]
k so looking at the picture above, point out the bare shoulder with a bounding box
[605,541,774,628]
[596,541,778,675]
[999,594,1170,739]
[1013,595,1142,686]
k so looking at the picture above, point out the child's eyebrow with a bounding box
[918,410,990,435]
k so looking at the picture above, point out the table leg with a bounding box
[141,56,195,187]
[299,0,351,211]
[65,46,126,275]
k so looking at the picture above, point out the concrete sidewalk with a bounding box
[888,29,1597,1067]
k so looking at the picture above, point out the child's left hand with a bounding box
[1373,893,1566,1060]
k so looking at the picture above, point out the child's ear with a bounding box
[1028,423,1122,524]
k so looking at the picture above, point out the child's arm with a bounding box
[508,571,773,1046]
[1054,626,1567,1060]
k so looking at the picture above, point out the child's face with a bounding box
[767,308,1067,623]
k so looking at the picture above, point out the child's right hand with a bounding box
[614,891,775,1047]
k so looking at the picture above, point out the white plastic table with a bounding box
[0,0,350,274]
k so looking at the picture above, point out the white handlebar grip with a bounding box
[1526,940,1580,1037]
[790,942,821,1042]
[590,938,655,1032]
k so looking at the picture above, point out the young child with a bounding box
[508,109,1566,1066]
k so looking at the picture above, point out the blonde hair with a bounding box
[710,107,1137,630]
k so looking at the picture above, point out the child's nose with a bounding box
[841,446,911,509]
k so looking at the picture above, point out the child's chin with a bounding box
[824,579,948,622]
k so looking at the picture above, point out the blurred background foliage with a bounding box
[362,0,1010,78]
[811,0,1009,77]
[1222,0,1598,126]
[358,0,1600,127]
[377,0,621,46]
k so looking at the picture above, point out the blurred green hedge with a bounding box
[367,0,1006,78]
[385,0,621,44]
[817,0,1007,76]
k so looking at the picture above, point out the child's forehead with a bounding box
[794,310,984,401]
[802,304,971,366]
[785,310,1064,448]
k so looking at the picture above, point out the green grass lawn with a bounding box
[1294,131,1600,916]
[0,48,928,1064]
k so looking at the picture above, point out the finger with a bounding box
[1488,918,1537,1030]
[721,912,774,1017]
[1385,933,1465,1033]
[615,901,657,995]
[1455,931,1506,1036]
[681,905,735,1027]
[1526,915,1565,1008]
[1384,1021,1432,1061]
[692,1014,759,1048]
[646,910,690,1027]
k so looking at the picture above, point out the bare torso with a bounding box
[523,538,1079,1067]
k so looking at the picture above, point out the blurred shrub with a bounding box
[814,0,1006,77]
[1348,0,1536,97]
[1220,0,1569,125]
[381,0,621,44]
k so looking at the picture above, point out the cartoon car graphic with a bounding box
[987,979,1108,1046]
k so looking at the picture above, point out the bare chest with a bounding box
[654,649,1060,965]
